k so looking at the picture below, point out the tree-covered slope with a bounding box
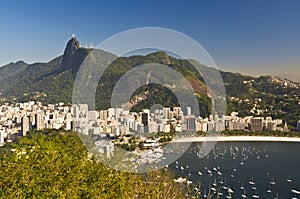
[0,129,185,198]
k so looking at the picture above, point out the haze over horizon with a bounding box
[0,1,299,79]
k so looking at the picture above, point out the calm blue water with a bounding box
[169,142,300,199]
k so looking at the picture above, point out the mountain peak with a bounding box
[60,36,81,71]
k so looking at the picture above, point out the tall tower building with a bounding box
[186,107,192,116]
[35,113,44,130]
[21,116,30,136]
[185,115,196,131]
[163,107,171,119]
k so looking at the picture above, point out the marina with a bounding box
[169,141,300,199]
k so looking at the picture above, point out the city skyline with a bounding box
[0,1,300,79]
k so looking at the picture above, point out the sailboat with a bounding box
[252,189,260,198]
[203,189,207,198]
[269,178,276,185]
[241,189,247,198]
[240,181,245,190]
[267,185,272,193]
[222,177,228,190]
[249,177,255,185]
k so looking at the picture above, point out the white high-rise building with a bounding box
[35,113,44,130]
[21,116,30,136]
[163,107,171,119]
[186,107,192,116]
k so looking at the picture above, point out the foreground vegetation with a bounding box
[0,129,187,198]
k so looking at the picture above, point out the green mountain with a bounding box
[0,37,299,128]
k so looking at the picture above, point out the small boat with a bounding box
[217,171,222,176]
[174,177,187,183]
[252,189,260,198]
[212,179,217,187]
[269,178,276,185]
[240,181,245,190]
[222,186,228,190]
[228,187,234,194]
[240,159,244,165]
[291,189,300,195]
[203,189,207,198]
[198,171,202,176]
[249,177,255,185]
[267,185,272,193]
[241,190,247,198]
[225,193,232,199]
[180,166,184,170]
[207,170,212,175]
[186,180,192,184]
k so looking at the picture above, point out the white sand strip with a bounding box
[173,136,300,143]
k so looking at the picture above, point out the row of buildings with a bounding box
[0,101,295,146]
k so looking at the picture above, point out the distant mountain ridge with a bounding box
[0,37,299,128]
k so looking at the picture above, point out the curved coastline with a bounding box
[173,136,300,143]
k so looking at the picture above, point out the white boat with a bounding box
[212,179,217,187]
[240,159,244,165]
[241,190,247,198]
[198,171,202,176]
[240,181,245,190]
[222,186,228,190]
[291,189,300,195]
[228,187,234,194]
[252,189,260,198]
[207,170,212,175]
[203,189,207,198]
[174,177,187,183]
[249,177,255,185]
[217,171,222,176]
[267,185,272,193]
[269,178,276,185]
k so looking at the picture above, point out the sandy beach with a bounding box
[173,136,300,143]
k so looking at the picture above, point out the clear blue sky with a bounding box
[0,0,299,77]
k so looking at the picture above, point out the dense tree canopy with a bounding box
[0,130,185,198]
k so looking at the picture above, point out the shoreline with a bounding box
[173,136,300,143]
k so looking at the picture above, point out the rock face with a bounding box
[60,37,81,71]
